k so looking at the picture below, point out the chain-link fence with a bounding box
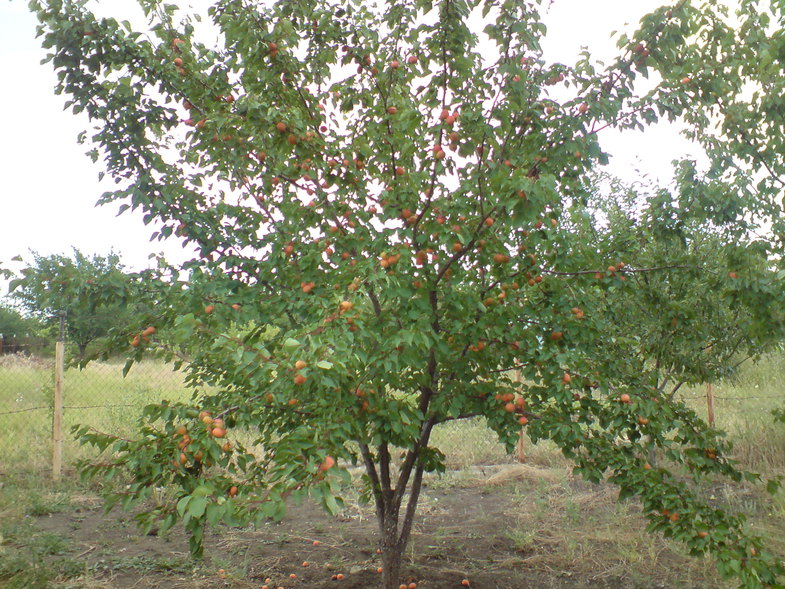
[0,344,517,477]
[0,350,194,476]
[3,337,784,478]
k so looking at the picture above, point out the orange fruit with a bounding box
[320,455,336,471]
[294,374,307,385]
[211,427,226,438]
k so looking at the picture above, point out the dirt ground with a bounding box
[8,463,746,589]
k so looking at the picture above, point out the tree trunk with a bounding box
[363,418,436,589]
[380,509,403,589]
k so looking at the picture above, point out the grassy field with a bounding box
[1,353,784,588]
[0,356,193,473]
[1,352,784,473]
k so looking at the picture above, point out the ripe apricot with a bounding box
[276,121,287,132]
[211,426,227,438]
[518,416,528,425]
[229,486,238,497]
[620,393,631,403]
[295,360,307,370]
[204,304,215,314]
[320,455,336,471]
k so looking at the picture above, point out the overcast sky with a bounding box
[0,0,700,295]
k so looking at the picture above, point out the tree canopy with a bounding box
[10,249,152,358]
[29,0,785,587]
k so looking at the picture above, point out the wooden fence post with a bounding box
[52,313,65,481]
[513,369,526,463]
[706,382,715,428]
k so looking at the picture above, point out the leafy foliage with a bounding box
[10,249,155,359]
[29,0,785,586]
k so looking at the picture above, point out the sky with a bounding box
[0,0,700,294]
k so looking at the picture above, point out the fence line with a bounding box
[1,342,784,476]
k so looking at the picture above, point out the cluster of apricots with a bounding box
[171,411,233,471]
[494,392,528,425]
[130,325,156,348]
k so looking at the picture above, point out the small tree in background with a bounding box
[29,0,785,586]
[0,301,44,339]
[10,249,149,359]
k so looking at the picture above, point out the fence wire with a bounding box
[0,349,517,475]
[2,343,784,476]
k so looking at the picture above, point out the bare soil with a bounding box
[13,464,735,589]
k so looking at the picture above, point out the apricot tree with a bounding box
[30,0,785,586]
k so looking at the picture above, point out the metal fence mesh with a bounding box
[0,349,516,476]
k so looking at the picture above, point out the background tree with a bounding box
[10,249,151,359]
[29,0,785,587]
[0,301,46,352]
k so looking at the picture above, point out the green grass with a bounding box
[2,352,785,476]
[0,357,192,474]
[678,353,785,472]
